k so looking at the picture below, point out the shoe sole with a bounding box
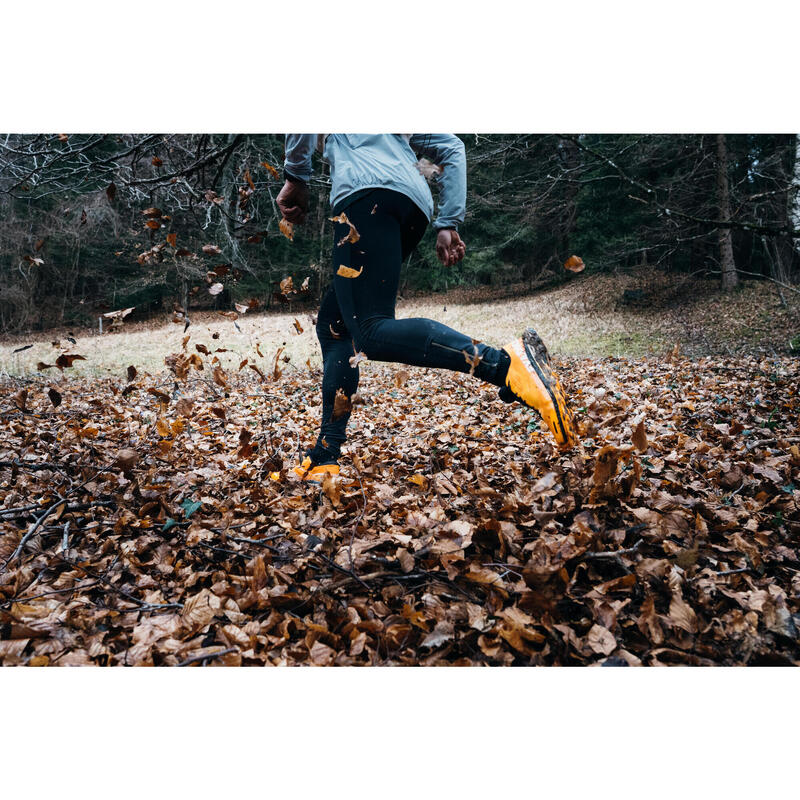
[512,328,573,447]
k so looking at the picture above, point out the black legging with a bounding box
[313,188,508,459]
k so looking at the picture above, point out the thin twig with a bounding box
[177,647,237,667]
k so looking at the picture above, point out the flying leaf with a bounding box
[151,156,163,167]
[329,212,361,245]
[209,283,224,296]
[337,265,363,279]
[331,388,352,421]
[243,169,255,191]
[564,255,585,273]
[106,182,116,203]
[166,233,177,248]
[349,351,367,368]
[261,161,280,179]
[55,354,86,370]
[142,208,163,218]
[293,318,304,335]
[127,365,138,382]
[279,218,294,241]
[202,244,222,255]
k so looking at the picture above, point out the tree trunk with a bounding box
[716,134,738,290]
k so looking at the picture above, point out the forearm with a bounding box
[283,134,317,182]
[411,134,467,230]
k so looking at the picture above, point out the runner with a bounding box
[276,134,575,481]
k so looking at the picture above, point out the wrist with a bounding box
[284,170,307,185]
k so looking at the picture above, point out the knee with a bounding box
[357,320,389,361]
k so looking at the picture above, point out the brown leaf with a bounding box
[55,353,86,370]
[420,621,454,650]
[329,212,361,246]
[321,472,342,506]
[668,591,698,634]
[632,419,648,452]
[349,351,367,368]
[127,365,138,382]
[181,589,221,633]
[279,218,294,241]
[47,387,62,408]
[309,641,335,666]
[166,233,177,248]
[564,255,585,273]
[293,318,304,335]
[586,624,617,656]
[212,365,229,388]
[336,264,363,279]
[11,389,28,411]
[331,388,352,421]
[261,161,280,179]
[115,448,139,472]
[202,244,222,255]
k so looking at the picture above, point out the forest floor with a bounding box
[1,269,799,665]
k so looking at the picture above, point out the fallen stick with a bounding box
[178,647,236,667]
[583,539,644,560]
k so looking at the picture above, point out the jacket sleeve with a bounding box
[283,134,317,182]
[409,134,467,230]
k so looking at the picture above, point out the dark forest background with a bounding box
[0,133,798,334]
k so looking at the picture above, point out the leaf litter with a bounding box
[0,343,798,666]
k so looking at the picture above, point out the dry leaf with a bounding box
[564,255,585,273]
[337,265,363,279]
[279,218,294,241]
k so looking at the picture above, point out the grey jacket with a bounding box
[283,134,466,230]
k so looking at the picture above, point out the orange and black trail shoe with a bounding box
[291,456,340,483]
[501,328,575,449]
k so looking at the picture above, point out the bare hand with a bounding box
[436,229,466,267]
[276,179,309,224]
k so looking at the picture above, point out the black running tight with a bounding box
[313,188,508,460]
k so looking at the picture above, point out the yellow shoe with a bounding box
[503,328,575,448]
[291,456,340,483]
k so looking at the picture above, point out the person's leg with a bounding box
[311,284,359,462]
[304,188,573,471]
[331,189,510,384]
